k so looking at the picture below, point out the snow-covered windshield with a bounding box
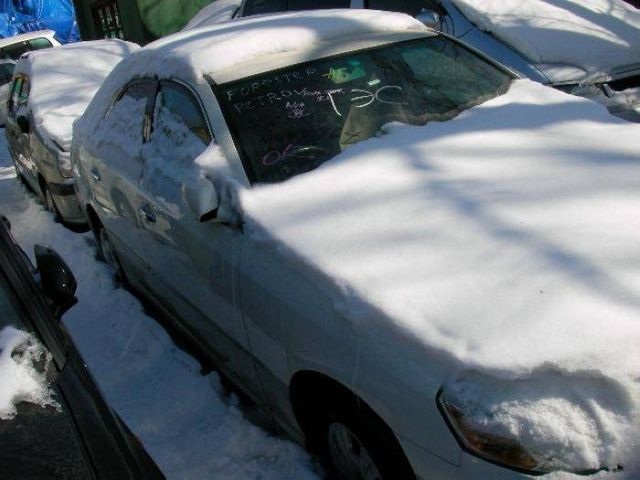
[216,36,512,183]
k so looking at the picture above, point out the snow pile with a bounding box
[16,39,139,150]
[450,0,640,82]
[182,0,240,29]
[239,80,640,474]
[0,326,58,419]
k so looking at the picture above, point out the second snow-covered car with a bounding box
[5,39,139,225]
[72,9,640,480]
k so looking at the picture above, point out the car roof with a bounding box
[0,30,58,48]
[131,9,430,83]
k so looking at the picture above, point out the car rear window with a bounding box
[215,36,512,183]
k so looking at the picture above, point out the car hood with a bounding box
[240,78,639,378]
[450,0,640,84]
[238,79,640,471]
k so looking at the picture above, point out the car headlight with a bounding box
[437,387,541,473]
[436,372,624,476]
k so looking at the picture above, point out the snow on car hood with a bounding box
[240,80,640,472]
[450,0,640,83]
[17,39,138,150]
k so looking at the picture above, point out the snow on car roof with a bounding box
[76,9,428,150]
[450,0,640,83]
[240,79,640,472]
[15,39,139,150]
[128,8,426,80]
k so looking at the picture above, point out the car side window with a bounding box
[7,75,29,118]
[0,42,29,60]
[288,0,349,9]
[142,82,211,203]
[95,80,156,180]
[27,38,53,51]
[366,0,440,16]
[242,0,286,16]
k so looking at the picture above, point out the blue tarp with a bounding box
[0,0,79,42]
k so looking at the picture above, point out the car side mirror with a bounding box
[34,244,78,320]
[416,9,441,29]
[184,176,220,223]
[17,114,29,134]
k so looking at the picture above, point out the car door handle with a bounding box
[137,203,156,223]
[90,168,101,182]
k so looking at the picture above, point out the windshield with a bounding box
[216,36,512,184]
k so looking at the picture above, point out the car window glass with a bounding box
[8,76,24,117]
[288,0,349,9]
[216,36,510,183]
[0,63,14,86]
[0,42,29,60]
[242,0,286,16]
[142,83,211,205]
[367,0,439,16]
[96,82,155,180]
[27,38,53,51]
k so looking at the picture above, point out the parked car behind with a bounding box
[5,39,139,225]
[230,0,640,121]
[0,58,15,126]
[0,216,164,479]
[0,29,61,60]
[72,9,640,480]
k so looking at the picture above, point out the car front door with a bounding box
[87,79,157,278]
[135,80,261,399]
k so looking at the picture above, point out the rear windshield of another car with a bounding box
[215,36,512,184]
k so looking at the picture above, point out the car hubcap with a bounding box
[328,422,382,480]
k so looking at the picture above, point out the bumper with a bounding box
[400,437,536,480]
[50,178,86,225]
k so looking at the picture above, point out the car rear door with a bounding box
[5,74,35,185]
[134,80,261,400]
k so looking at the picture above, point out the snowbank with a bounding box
[450,0,640,82]
[16,39,139,150]
[0,326,58,419]
[240,79,640,474]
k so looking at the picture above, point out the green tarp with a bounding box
[137,0,214,37]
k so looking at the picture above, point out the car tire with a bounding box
[95,221,126,283]
[319,400,416,480]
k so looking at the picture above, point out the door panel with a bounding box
[136,81,261,398]
[90,81,156,266]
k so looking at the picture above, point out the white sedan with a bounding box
[72,9,640,480]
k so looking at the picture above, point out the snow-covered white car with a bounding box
[5,39,139,225]
[232,0,640,122]
[72,9,640,480]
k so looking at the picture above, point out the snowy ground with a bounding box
[0,129,322,479]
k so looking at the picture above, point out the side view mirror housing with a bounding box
[34,244,78,320]
[416,9,441,30]
[184,176,220,222]
[17,114,30,134]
